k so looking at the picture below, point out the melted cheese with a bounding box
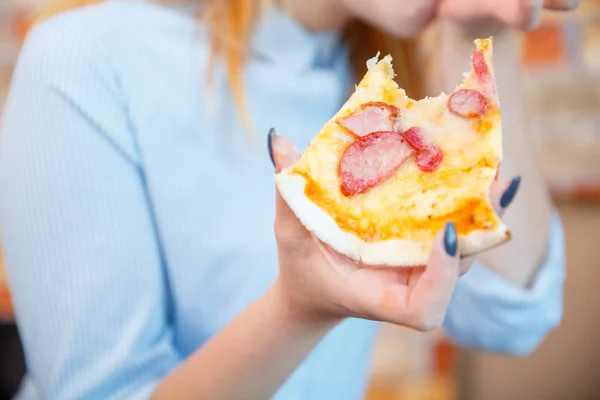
[289,39,502,244]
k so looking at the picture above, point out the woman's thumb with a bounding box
[268,128,299,173]
[268,129,310,244]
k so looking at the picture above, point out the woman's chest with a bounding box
[123,58,350,350]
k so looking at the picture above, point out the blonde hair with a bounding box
[30,0,425,129]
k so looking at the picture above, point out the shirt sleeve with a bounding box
[0,19,179,399]
[443,211,566,356]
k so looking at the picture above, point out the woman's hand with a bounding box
[270,131,520,331]
[156,130,520,400]
[340,0,580,38]
[437,0,581,31]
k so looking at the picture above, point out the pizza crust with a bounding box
[276,170,509,266]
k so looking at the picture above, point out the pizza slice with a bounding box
[275,37,509,267]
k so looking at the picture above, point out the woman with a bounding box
[0,0,578,399]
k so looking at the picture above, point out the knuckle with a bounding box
[406,308,445,332]
[408,4,435,33]
[414,316,443,332]
[385,2,435,37]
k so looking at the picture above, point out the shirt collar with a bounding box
[251,6,343,71]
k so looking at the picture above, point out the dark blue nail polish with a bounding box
[444,222,457,257]
[267,128,276,168]
[500,176,521,209]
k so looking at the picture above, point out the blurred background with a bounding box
[1,1,600,399]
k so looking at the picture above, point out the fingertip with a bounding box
[428,222,461,271]
[267,129,300,172]
[490,176,520,215]
[500,176,521,209]
[444,222,458,258]
[267,127,276,168]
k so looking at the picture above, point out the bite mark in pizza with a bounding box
[275,38,508,266]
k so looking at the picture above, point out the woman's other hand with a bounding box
[437,0,581,31]
[339,0,440,37]
[269,131,518,331]
[337,0,580,38]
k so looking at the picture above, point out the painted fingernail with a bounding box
[500,176,521,209]
[444,222,457,257]
[267,128,277,168]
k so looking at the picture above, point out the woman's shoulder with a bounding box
[15,0,207,110]
[20,0,200,74]
[9,2,200,166]
[9,2,211,167]
[33,0,198,36]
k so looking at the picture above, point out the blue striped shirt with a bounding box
[0,1,565,399]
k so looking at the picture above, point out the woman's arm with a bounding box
[0,22,181,398]
[440,23,554,287]
[154,283,337,399]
